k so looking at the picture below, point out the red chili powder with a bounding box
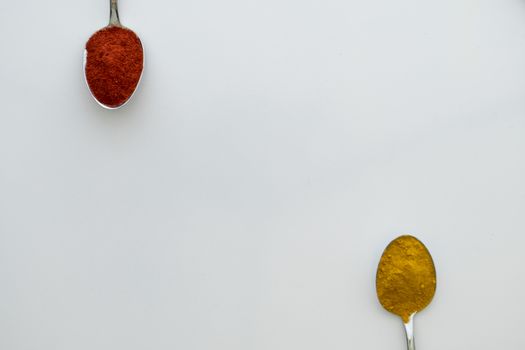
[85,26,143,108]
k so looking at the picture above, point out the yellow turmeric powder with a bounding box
[376,235,436,323]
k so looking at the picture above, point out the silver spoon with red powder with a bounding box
[84,0,144,109]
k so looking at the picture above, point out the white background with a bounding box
[1,0,525,349]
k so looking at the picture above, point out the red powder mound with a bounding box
[85,26,143,108]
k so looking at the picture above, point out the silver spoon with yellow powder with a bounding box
[376,235,436,350]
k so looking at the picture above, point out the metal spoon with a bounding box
[404,314,415,350]
[83,0,144,109]
[376,235,436,350]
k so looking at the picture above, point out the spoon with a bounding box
[84,0,144,109]
[376,235,436,350]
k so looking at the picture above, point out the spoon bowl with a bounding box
[376,235,436,350]
[84,0,144,109]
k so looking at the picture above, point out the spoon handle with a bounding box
[403,316,415,350]
[109,0,122,26]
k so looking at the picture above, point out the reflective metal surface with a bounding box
[403,314,416,350]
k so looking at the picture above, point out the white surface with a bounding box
[1,0,525,349]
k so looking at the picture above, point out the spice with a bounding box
[376,235,436,323]
[85,26,143,108]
